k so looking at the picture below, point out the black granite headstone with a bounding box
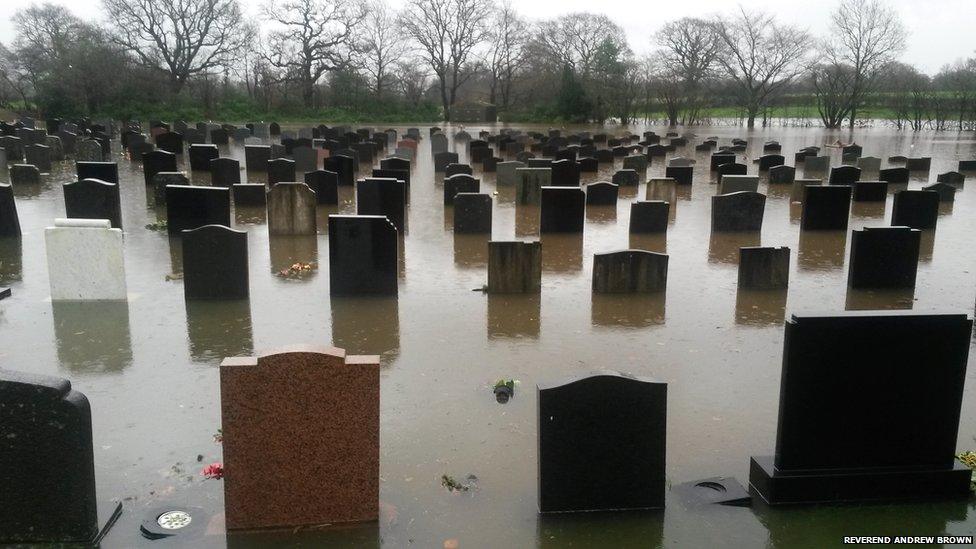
[852,181,887,202]
[356,177,406,232]
[612,169,639,186]
[210,158,241,187]
[444,174,480,204]
[801,185,852,230]
[188,144,219,171]
[629,201,669,234]
[717,162,747,182]
[585,182,618,205]
[142,150,177,185]
[156,131,183,155]
[181,224,248,299]
[711,191,765,232]
[665,166,693,185]
[434,151,459,172]
[0,184,21,236]
[891,190,939,230]
[444,163,472,177]
[710,153,736,170]
[327,215,398,296]
[63,179,123,229]
[758,154,784,171]
[232,184,267,206]
[738,246,790,289]
[165,185,231,234]
[848,226,920,288]
[551,159,581,187]
[749,312,973,504]
[768,165,795,184]
[244,145,271,172]
[268,157,296,185]
[324,154,356,186]
[538,373,666,513]
[828,165,861,185]
[540,187,585,233]
[453,193,492,234]
[0,369,119,543]
[304,170,339,204]
[879,167,909,184]
[76,161,119,184]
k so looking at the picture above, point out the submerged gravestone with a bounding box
[45,219,126,301]
[801,185,852,230]
[268,158,296,186]
[166,185,231,234]
[143,150,177,185]
[182,224,249,299]
[540,187,585,233]
[516,168,551,205]
[538,373,666,513]
[749,312,973,504]
[76,161,118,184]
[443,174,480,204]
[922,182,956,202]
[0,369,121,544]
[268,182,317,236]
[629,201,669,234]
[244,145,271,172]
[304,170,339,204]
[496,161,525,186]
[768,165,795,184]
[453,193,492,234]
[151,172,189,204]
[829,165,861,185]
[612,169,639,187]
[891,190,939,230]
[738,247,790,289]
[24,144,52,172]
[665,166,693,185]
[211,158,241,187]
[848,226,920,289]
[711,191,765,232]
[719,175,759,195]
[10,164,40,185]
[852,181,887,202]
[220,346,379,529]
[63,179,123,229]
[879,167,909,184]
[585,182,618,205]
[188,144,219,171]
[324,154,356,186]
[328,215,398,296]
[592,250,668,293]
[0,184,21,236]
[357,178,406,232]
[487,241,541,294]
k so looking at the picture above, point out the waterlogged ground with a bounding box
[1,124,976,548]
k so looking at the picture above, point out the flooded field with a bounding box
[1,123,975,547]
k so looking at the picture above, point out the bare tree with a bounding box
[401,0,493,121]
[711,8,812,128]
[486,1,528,110]
[534,13,626,78]
[102,0,248,94]
[822,0,908,128]
[361,0,406,99]
[654,17,720,126]
[263,0,366,108]
[395,57,432,106]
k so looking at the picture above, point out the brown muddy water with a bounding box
[1,124,976,548]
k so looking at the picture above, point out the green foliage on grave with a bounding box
[956,451,976,492]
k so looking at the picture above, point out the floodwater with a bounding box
[1,123,976,548]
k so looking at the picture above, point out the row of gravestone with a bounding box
[2,308,971,542]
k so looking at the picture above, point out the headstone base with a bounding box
[748,456,971,505]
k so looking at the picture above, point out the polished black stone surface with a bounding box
[141,150,177,185]
[540,187,585,233]
[443,174,479,204]
[828,165,861,185]
[800,185,852,230]
[0,184,21,236]
[585,182,618,205]
[324,154,356,186]
[892,190,940,229]
[76,161,119,184]
[538,373,666,513]
[848,226,920,288]
[357,177,406,232]
[181,224,248,300]
[304,170,339,204]
[188,144,219,171]
[852,180,888,201]
[327,214,398,296]
[63,178,123,229]
[453,193,492,234]
[210,157,241,187]
[165,185,230,234]
[711,191,765,232]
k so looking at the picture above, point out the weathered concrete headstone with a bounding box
[0,369,121,544]
[592,250,668,293]
[45,219,126,300]
[488,241,541,294]
[182,224,249,299]
[891,190,939,230]
[801,186,852,230]
[515,168,550,205]
[497,161,526,186]
[328,215,398,296]
[749,312,972,504]
[220,346,379,529]
[63,179,122,229]
[0,184,21,236]
[538,373,666,513]
[165,185,231,234]
[268,182,317,236]
[848,227,920,289]
[540,187,585,233]
[711,192,765,232]
[738,247,790,289]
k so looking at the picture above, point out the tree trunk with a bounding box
[439,76,451,122]
[302,78,315,109]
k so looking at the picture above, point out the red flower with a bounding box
[202,462,224,480]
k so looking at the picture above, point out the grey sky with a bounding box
[1,0,973,74]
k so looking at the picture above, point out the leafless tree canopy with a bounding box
[101,0,248,94]
[486,1,529,110]
[360,0,407,99]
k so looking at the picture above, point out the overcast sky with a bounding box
[1,0,973,74]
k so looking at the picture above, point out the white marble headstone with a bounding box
[45,218,127,301]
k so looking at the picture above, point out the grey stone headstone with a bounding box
[738,246,790,290]
[268,182,317,236]
[592,250,668,293]
[76,140,103,162]
[516,168,551,205]
[487,241,541,293]
[496,161,526,186]
[711,191,766,232]
[719,175,759,195]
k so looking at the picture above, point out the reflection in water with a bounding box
[11,182,43,199]
[52,301,133,373]
[938,201,954,216]
[735,289,788,326]
[709,232,760,264]
[515,203,540,236]
[845,287,915,310]
[487,293,540,340]
[168,235,183,274]
[226,522,380,549]
[754,499,967,549]
[0,237,23,282]
[919,230,935,262]
[618,185,638,200]
[850,202,885,219]
[541,233,583,272]
[789,203,802,224]
[443,204,454,231]
[269,235,319,275]
[676,186,692,201]
[185,300,254,362]
[330,296,400,362]
[797,231,847,271]
[495,184,516,205]
[586,205,617,224]
[592,293,666,328]
[629,233,667,254]
[453,233,489,268]
[766,184,791,199]
[235,205,267,225]
[537,510,664,549]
